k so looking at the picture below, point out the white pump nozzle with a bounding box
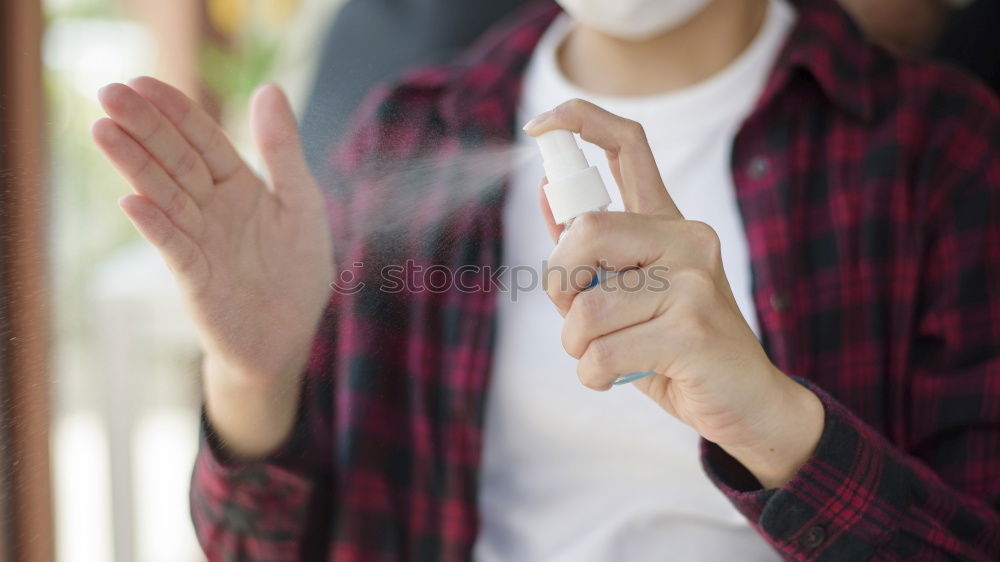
[535,130,611,225]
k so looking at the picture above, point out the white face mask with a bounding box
[555,0,714,40]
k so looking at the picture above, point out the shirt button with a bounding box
[770,291,791,313]
[747,156,770,180]
[799,525,826,549]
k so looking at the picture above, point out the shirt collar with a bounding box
[437,1,560,136]
[436,0,876,133]
[762,0,876,122]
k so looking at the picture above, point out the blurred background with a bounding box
[0,0,996,561]
[1,0,528,558]
[47,0,338,560]
[41,2,339,559]
[6,1,342,560]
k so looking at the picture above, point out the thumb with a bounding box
[250,83,315,200]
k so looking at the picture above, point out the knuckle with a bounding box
[682,221,723,275]
[684,220,721,252]
[167,188,188,219]
[174,148,199,179]
[625,120,647,142]
[705,251,724,277]
[134,153,155,182]
[561,324,584,360]
[202,121,222,153]
[573,289,604,325]
[573,211,606,241]
[154,219,175,248]
[586,337,614,370]
[577,362,607,391]
[560,98,586,115]
[544,274,563,304]
[176,241,199,273]
[141,115,163,143]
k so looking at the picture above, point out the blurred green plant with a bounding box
[43,1,141,348]
[201,35,279,105]
[201,0,298,105]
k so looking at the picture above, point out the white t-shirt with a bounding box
[474,1,796,560]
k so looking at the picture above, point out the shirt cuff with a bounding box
[701,378,905,558]
[198,399,312,468]
[192,395,315,506]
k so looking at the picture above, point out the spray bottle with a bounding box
[536,130,654,386]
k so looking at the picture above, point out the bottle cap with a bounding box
[536,130,611,225]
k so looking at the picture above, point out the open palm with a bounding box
[93,77,334,383]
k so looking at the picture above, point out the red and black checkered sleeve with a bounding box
[189,408,317,561]
[703,79,1000,561]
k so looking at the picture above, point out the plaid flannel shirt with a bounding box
[190,0,1000,559]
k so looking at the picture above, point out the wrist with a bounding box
[202,354,304,460]
[202,346,308,387]
[721,371,825,489]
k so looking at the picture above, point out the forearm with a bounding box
[202,354,304,459]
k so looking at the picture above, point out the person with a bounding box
[91,0,999,560]
[837,0,1000,94]
[836,0,958,53]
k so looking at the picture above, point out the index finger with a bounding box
[523,99,681,218]
[545,211,667,315]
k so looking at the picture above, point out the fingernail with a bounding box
[522,110,552,132]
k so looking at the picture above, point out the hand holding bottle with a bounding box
[526,99,824,488]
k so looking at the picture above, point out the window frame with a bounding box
[0,0,55,560]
